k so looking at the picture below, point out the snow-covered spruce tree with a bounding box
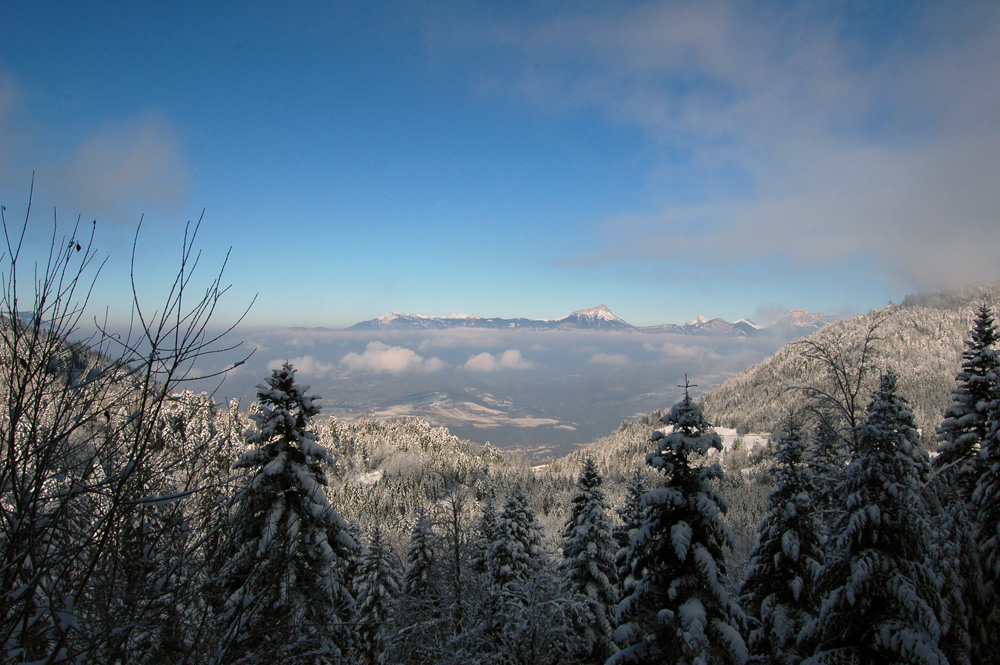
[801,371,945,665]
[926,307,998,665]
[614,467,647,604]
[216,363,356,664]
[612,384,747,665]
[487,485,545,587]
[402,506,437,599]
[471,499,498,574]
[384,507,447,665]
[561,457,619,663]
[463,485,593,665]
[802,410,849,543]
[928,499,977,665]
[972,394,1000,655]
[740,416,824,665]
[353,526,401,665]
[934,303,999,501]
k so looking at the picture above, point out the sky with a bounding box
[1,0,998,331]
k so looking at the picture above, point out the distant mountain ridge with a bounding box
[348,304,836,336]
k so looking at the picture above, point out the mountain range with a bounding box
[348,304,838,336]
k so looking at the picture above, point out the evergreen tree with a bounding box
[471,499,498,574]
[614,467,647,604]
[560,457,619,663]
[385,507,447,665]
[935,303,999,501]
[354,526,401,665]
[741,416,824,665]
[926,305,999,663]
[805,410,848,540]
[402,506,437,599]
[972,393,1000,655]
[801,371,945,665]
[928,500,977,665]
[217,363,355,664]
[488,485,545,587]
[612,383,747,665]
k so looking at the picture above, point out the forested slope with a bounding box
[700,285,1000,443]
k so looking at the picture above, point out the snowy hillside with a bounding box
[700,285,1000,442]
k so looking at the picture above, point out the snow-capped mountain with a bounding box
[348,305,634,331]
[349,305,835,336]
[352,312,493,331]
[555,304,633,330]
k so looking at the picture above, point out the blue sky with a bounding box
[1,1,998,330]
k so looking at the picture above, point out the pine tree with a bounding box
[217,363,355,664]
[402,506,437,599]
[354,526,401,665]
[801,371,945,665]
[935,303,999,501]
[805,410,848,540]
[560,457,619,663]
[740,416,824,665]
[614,467,647,604]
[384,507,446,665]
[488,485,545,587]
[929,500,977,665]
[972,393,1000,656]
[472,500,498,574]
[612,383,747,665]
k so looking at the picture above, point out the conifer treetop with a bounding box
[649,382,723,473]
[237,362,333,469]
[935,303,999,483]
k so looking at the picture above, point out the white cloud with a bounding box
[642,340,717,361]
[341,341,445,374]
[589,352,631,366]
[462,349,534,372]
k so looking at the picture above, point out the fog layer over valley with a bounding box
[211,325,812,460]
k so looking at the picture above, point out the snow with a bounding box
[357,469,383,485]
[568,304,624,322]
[672,521,693,560]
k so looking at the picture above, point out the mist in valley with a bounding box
[200,326,796,459]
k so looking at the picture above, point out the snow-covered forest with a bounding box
[4,222,1000,665]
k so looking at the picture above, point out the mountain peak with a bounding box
[568,304,616,319]
[560,304,632,329]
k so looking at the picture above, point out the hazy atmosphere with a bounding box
[206,323,795,458]
[3,1,999,333]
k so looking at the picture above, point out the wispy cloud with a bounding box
[58,112,189,219]
[0,71,190,224]
[445,1,1000,292]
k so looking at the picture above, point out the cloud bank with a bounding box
[463,349,534,372]
[341,341,445,374]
